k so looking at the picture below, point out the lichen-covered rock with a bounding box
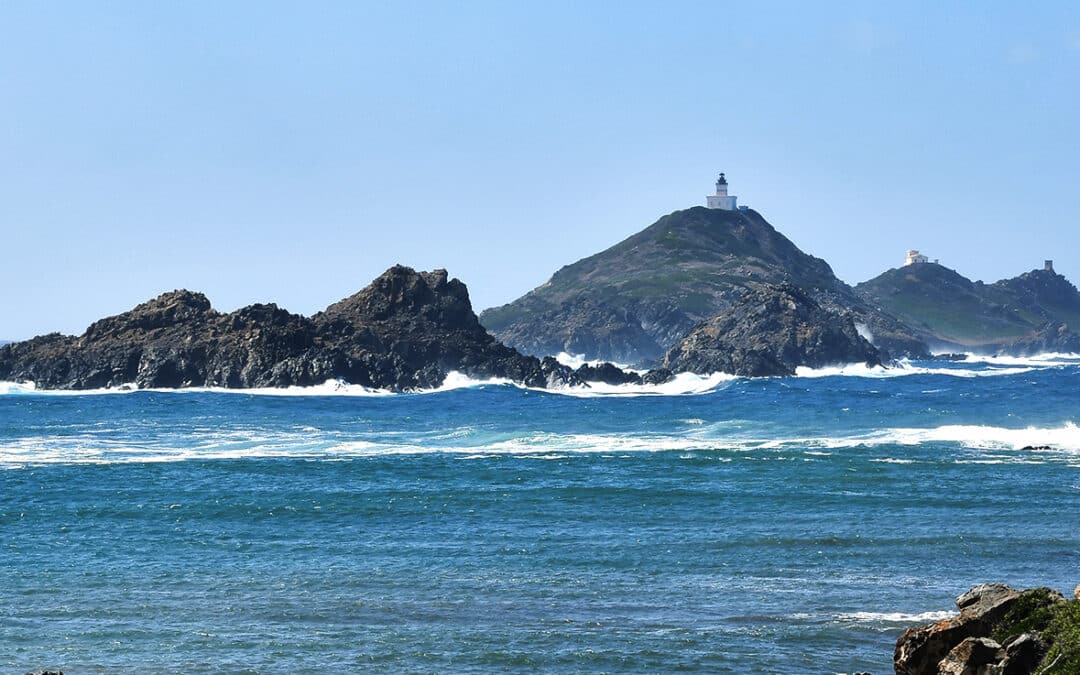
[662,283,881,377]
[957,584,1023,624]
[938,637,1003,675]
[895,584,1075,675]
[895,615,977,675]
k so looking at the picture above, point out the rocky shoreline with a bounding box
[0,266,907,393]
[894,583,1080,674]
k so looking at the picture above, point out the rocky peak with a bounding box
[83,290,214,340]
[481,205,926,364]
[318,265,478,332]
[663,283,880,376]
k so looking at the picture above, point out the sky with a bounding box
[2,1,1080,339]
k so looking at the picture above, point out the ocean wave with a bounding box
[3,348,1073,399]
[794,360,1039,379]
[5,422,1079,467]
[0,370,738,399]
[549,371,738,397]
[554,351,636,371]
[837,610,956,623]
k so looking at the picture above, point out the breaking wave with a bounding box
[4,422,1078,468]
[837,610,957,623]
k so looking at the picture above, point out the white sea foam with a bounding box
[555,352,615,369]
[553,371,738,397]
[959,352,1080,368]
[854,422,1080,452]
[6,422,1080,468]
[794,360,1039,379]
[838,610,957,623]
[2,347,1073,398]
[0,370,731,399]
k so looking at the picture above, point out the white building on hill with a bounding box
[706,173,738,210]
[904,250,930,266]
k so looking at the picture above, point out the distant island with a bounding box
[4,174,1079,391]
[856,258,1080,354]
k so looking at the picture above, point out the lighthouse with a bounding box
[706,173,738,210]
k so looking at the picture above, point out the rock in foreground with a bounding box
[662,283,881,377]
[895,583,1080,674]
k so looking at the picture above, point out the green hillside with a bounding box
[854,263,1080,347]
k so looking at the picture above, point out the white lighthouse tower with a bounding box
[706,172,738,210]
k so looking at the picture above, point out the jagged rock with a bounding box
[957,584,1022,623]
[662,283,881,377]
[896,585,1022,675]
[895,615,977,675]
[572,362,643,386]
[0,266,608,392]
[1000,322,1080,357]
[642,368,674,385]
[538,356,581,388]
[895,585,1070,675]
[938,637,1004,675]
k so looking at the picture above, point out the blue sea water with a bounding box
[2,355,1080,673]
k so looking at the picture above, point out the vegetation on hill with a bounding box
[855,263,1080,349]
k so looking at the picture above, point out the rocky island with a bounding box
[7,195,1080,391]
[0,266,599,392]
[480,205,929,364]
[856,261,1080,355]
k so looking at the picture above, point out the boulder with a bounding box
[938,637,1004,675]
[895,616,977,675]
[956,584,1022,624]
[572,362,643,386]
[662,283,881,377]
[642,368,674,385]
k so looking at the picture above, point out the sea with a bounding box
[2,354,1079,673]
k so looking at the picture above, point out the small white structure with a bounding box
[706,173,738,210]
[904,250,930,266]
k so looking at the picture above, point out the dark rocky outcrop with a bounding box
[480,206,927,364]
[661,283,881,377]
[894,584,1076,675]
[856,264,1080,354]
[0,266,589,392]
[571,361,644,386]
[999,322,1080,356]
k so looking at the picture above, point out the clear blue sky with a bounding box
[3,1,1079,339]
